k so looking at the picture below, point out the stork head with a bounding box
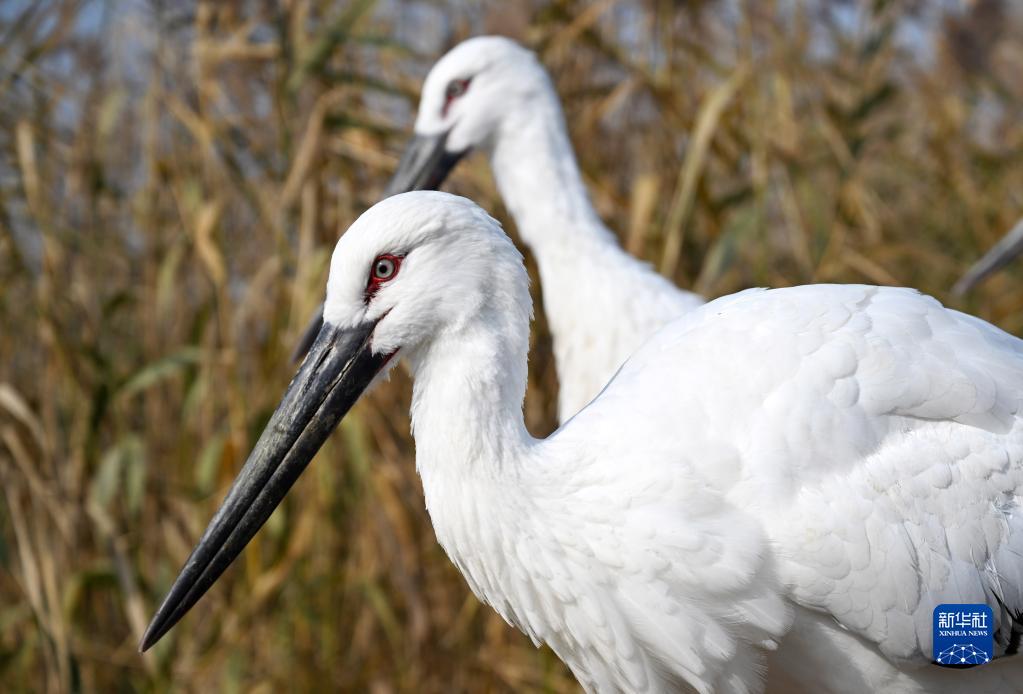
[140,192,524,651]
[384,36,550,194]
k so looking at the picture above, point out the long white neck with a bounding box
[404,296,537,615]
[407,310,532,481]
[486,79,700,421]
[488,79,615,252]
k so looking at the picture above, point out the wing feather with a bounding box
[572,284,1023,667]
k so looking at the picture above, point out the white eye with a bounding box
[445,78,470,101]
[372,255,402,282]
[374,257,396,280]
[366,254,403,299]
[442,78,472,117]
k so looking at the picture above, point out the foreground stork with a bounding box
[297,36,703,422]
[954,217,1023,295]
[145,193,1023,693]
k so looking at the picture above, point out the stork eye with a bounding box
[374,257,397,280]
[366,254,403,300]
[442,78,471,116]
[445,78,470,100]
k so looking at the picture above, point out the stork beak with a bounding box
[954,218,1023,295]
[140,319,391,652]
[383,131,467,197]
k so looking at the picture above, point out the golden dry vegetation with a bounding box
[2,0,1022,691]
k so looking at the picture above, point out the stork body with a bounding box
[384,36,704,421]
[146,193,1023,693]
[422,278,1023,693]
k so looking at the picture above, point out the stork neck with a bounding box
[405,305,533,496]
[487,83,683,420]
[404,300,553,627]
[488,84,616,253]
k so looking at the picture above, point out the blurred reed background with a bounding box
[1,0,1022,691]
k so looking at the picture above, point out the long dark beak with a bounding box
[140,319,390,652]
[383,131,467,197]
[954,218,1023,295]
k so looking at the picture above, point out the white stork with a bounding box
[144,192,1023,693]
[297,36,703,422]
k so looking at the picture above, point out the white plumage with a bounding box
[326,193,1022,692]
[144,193,1023,691]
[394,36,703,421]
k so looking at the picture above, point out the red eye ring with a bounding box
[442,78,471,117]
[366,254,403,300]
